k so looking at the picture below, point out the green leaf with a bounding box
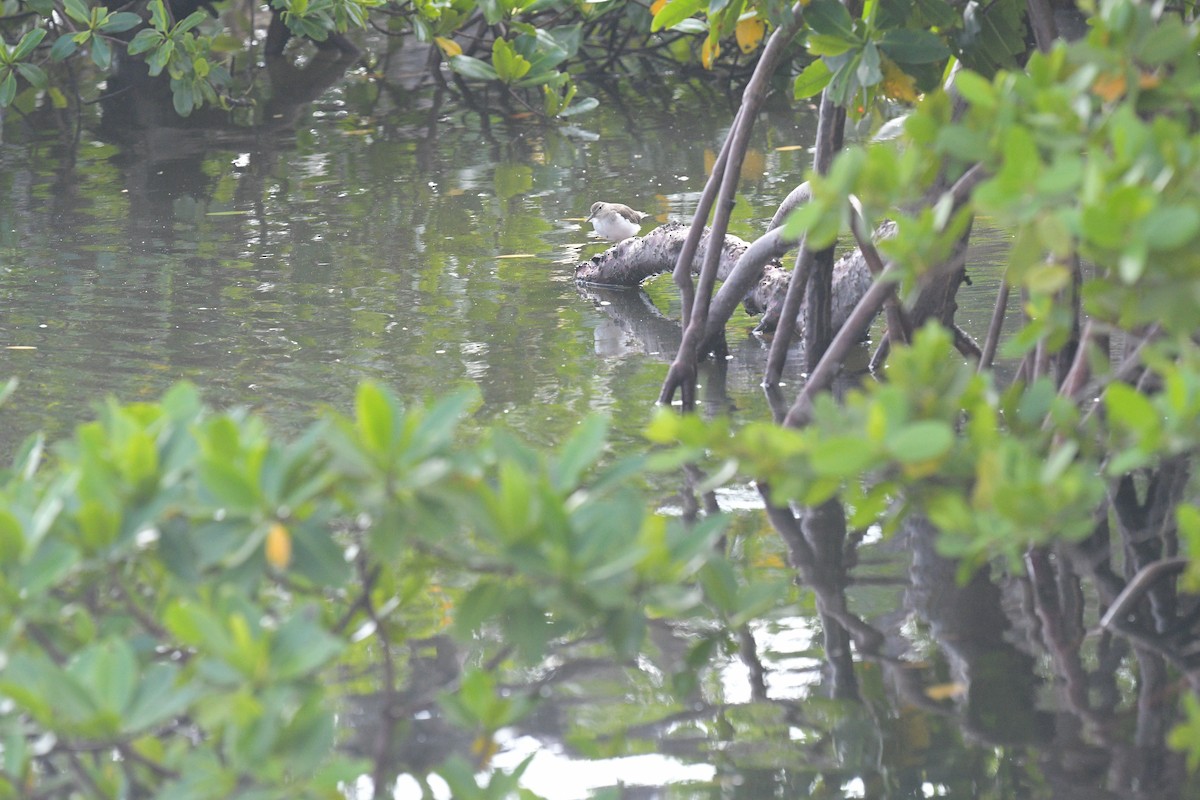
[448,55,499,82]
[1023,262,1071,294]
[1040,441,1078,484]
[1104,381,1159,440]
[0,509,23,562]
[21,540,78,599]
[149,0,169,29]
[16,63,48,90]
[0,654,99,729]
[913,0,957,26]
[122,664,199,733]
[857,40,882,85]
[794,58,832,98]
[437,755,488,798]
[730,579,788,626]
[355,381,395,454]
[289,520,352,586]
[147,38,173,75]
[91,35,112,70]
[49,34,79,62]
[128,29,164,55]
[12,28,48,61]
[805,0,856,39]
[878,28,951,64]
[3,721,29,778]
[73,638,138,718]
[506,592,553,661]
[952,69,996,110]
[605,607,646,658]
[478,0,503,24]
[553,416,608,492]
[558,96,599,117]
[698,560,738,614]
[810,436,877,477]
[12,430,44,482]
[270,613,343,680]
[672,18,707,33]
[175,10,210,33]
[1139,205,1200,252]
[651,0,704,32]
[0,72,13,108]
[455,581,507,636]
[1135,14,1191,65]
[275,699,336,771]
[163,600,233,652]
[492,38,531,84]
[1118,240,1147,283]
[411,392,475,462]
[63,0,91,24]
[101,11,143,32]
[807,33,855,56]
[885,420,954,463]
[199,460,260,512]
[826,50,863,105]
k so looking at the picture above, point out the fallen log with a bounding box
[574,220,884,342]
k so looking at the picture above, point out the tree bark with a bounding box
[575,221,882,345]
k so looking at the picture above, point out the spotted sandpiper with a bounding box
[586,201,649,242]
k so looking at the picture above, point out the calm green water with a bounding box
[4,52,1185,800]
[0,69,827,456]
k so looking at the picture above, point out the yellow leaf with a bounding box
[650,0,668,14]
[971,450,998,509]
[434,36,462,58]
[265,522,292,570]
[1091,72,1127,102]
[924,682,966,701]
[701,38,720,70]
[471,734,499,765]
[901,457,944,480]
[881,56,918,103]
[752,553,787,569]
[735,16,765,53]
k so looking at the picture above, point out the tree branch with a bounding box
[659,4,807,409]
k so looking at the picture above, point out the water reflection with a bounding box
[0,60,822,456]
[330,507,1196,798]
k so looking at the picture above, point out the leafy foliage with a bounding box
[653,0,1200,771]
[0,0,1034,118]
[650,324,1107,572]
[0,381,750,797]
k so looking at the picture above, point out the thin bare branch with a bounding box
[978,278,1010,372]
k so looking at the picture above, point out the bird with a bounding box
[586,201,649,242]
